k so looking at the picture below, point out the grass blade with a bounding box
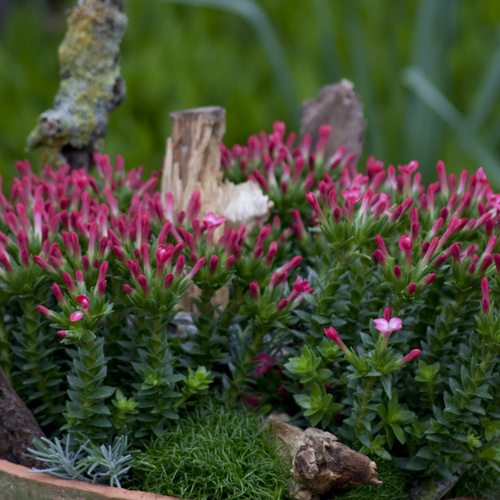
[159,0,299,125]
[403,66,500,187]
[467,40,500,134]
[312,0,339,82]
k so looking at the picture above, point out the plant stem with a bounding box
[226,326,266,405]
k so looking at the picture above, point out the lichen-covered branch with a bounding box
[27,0,127,170]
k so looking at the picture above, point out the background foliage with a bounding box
[1,0,500,187]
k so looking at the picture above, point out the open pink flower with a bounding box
[374,315,402,350]
[373,317,402,334]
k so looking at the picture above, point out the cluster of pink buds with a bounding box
[36,260,110,342]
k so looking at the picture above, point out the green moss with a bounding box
[129,404,293,500]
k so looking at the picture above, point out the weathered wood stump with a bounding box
[161,106,272,230]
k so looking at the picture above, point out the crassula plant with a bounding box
[0,122,498,497]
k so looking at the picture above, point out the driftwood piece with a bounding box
[27,0,127,170]
[267,413,381,500]
[300,79,367,161]
[0,366,45,468]
[161,106,272,230]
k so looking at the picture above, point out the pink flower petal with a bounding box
[373,318,389,333]
[388,317,402,331]
[70,311,84,322]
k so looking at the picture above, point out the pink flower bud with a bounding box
[225,255,236,269]
[256,224,271,246]
[57,330,68,338]
[479,254,493,274]
[279,255,302,274]
[249,282,259,301]
[248,396,261,406]
[32,255,52,272]
[494,253,500,273]
[21,249,29,267]
[375,234,388,257]
[52,283,65,303]
[265,242,278,266]
[383,307,392,321]
[186,256,207,280]
[399,234,413,268]
[305,192,326,220]
[209,255,219,274]
[163,273,174,289]
[174,254,186,276]
[407,283,417,295]
[253,245,264,259]
[324,327,348,353]
[394,265,402,279]
[98,261,109,282]
[398,349,421,365]
[138,274,150,295]
[278,386,287,397]
[481,277,490,314]
[276,298,288,310]
[82,255,90,272]
[372,249,386,266]
[75,269,84,286]
[37,305,52,317]
[62,273,77,294]
[423,273,436,285]
[123,284,134,295]
[97,280,107,297]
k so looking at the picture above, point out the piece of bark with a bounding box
[266,413,381,500]
[0,366,45,468]
[300,79,366,162]
[27,0,127,170]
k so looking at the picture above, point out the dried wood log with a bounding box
[267,413,381,500]
[0,366,45,468]
[301,79,367,162]
[27,0,127,170]
[161,106,271,230]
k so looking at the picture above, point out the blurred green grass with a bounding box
[1,0,500,190]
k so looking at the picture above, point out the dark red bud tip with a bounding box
[37,305,51,317]
[57,330,68,338]
[249,282,259,301]
[276,298,288,310]
[383,307,391,321]
[394,265,402,279]
[209,255,219,274]
[122,284,134,295]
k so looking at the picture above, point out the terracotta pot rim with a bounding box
[0,458,183,500]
